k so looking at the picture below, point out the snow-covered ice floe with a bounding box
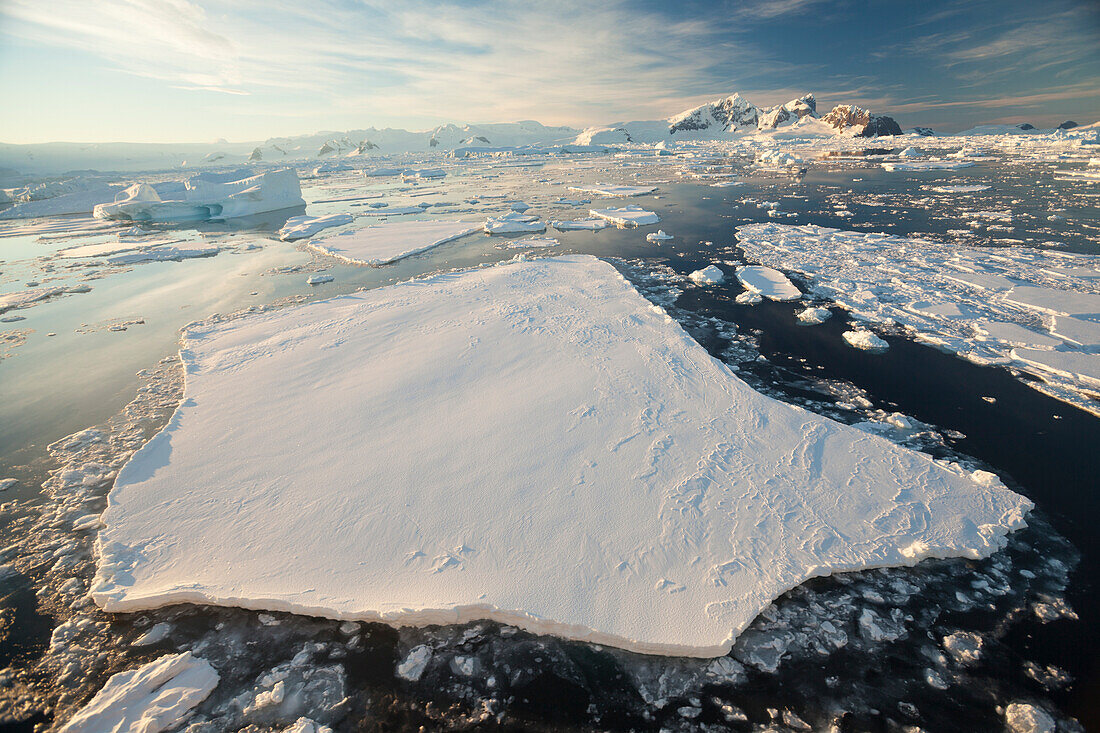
[484,211,546,235]
[551,217,611,231]
[498,237,559,249]
[278,213,354,241]
[881,160,976,172]
[305,221,479,265]
[93,169,305,222]
[646,230,673,242]
[735,265,802,301]
[589,206,660,227]
[92,255,1030,657]
[931,184,991,193]
[59,652,218,733]
[843,329,890,353]
[736,222,1100,414]
[567,185,656,197]
[689,265,725,285]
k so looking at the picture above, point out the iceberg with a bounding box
[278,213,354,241]
[305,220,479,265]
[59,652,218,733]
[93,169,305,222]
[590,206,660,227]
[91,255,1029,657]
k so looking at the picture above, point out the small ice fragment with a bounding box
[568,185,656,197]
[796,307,831,325]
[308,221,479,265]
[689,265,725,285]
[843,329,889,353]
[942,631,983,665]
[589,206,660,227]
[307,275,334,285]
[736,291,763,305]
[285,719,334,733]
[133,622,172,647]
[59,652,218,733]
[396,645,432,681]
[0,478,16,491]
[484,211,546,235]
[1004,702,1056,733]
[646,230,673,242]
[551,217,611,231]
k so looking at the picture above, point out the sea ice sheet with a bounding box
[735,266,802,301]
[305,220,479,265]
[92,256,1030,657]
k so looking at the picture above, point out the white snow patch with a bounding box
[736,266,801,301]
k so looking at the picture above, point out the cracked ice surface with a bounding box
[736,223,1100,414]
[91,255,1030,657]
[304,220,479,265]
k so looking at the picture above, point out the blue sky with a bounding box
[1,0,1097,143]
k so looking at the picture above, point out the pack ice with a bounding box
[91,256,1030,657]
[305,220,479,265]
[93,169,305,222]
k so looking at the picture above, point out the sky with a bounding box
[1,0,1098,143]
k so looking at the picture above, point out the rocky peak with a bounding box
[821,105,902,137]
[668,93,760,135]
[757,93,818,130]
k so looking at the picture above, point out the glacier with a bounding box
[90,255,1030,657]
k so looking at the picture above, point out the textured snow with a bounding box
[59,652,218,733]
[305,221,479,265]
[735,266,802,301]
[797,306,832,325]
[278,213,354,241]
[843,329,890,353]
[735,222,1100,413]
[590,206,660,227]
[93,169,305,222]
[92,255,1030,657]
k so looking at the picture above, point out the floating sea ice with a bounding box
[843,329,889,353]
[279,213,355,241]
[567,185,657,197]
[1011,348,1100,388]
[307,274,334,285]
[796,306,832,325]
[590,206,660,227]
[881,160,975,171]
[307,221,479,265]
[897,147,923,158]
[93,169,305,223]
[0,285,91,314]
[735,291,762,305]
[59,652,218,733]
[0,183,121,220]
[736,266,801,302]
[107,245,219,265]
[689,265,725,285]
[499,237,559,249]
[1004,703,1056,733]
[355,205,427,216]
[710,181,744,188]
[931,185,991,193]
[551,218,611,231]
[56,238,179,259]
[285,719,334,733]
[484,211,546,235]
[0,478,17,491]
[91,255,1029,657]
[646,230,673,242]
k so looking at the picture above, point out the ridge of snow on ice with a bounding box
[91,256,1030,657]
[305,220,479,265]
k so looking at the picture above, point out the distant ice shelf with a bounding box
[305,220,479,265]
[92,255,1030,657]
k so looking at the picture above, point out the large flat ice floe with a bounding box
[92,256,1030,657]
[60,652,218,733]
[736,222,1100,413]
[305,220,479,265]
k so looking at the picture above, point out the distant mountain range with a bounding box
[0,92,1093,175]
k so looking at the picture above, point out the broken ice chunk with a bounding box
[279,213,354,241]
[735,266,801,301]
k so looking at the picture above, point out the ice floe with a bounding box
[736,222,1100,413]
[843,329,890,353]
[306,220,479,265]
[92,255,1030,657]
[881,160,976,172]
[484,211,546,235]
[589,206,660,227]
[735,266,802,301]
[93,170,305,222]
[689,265,725,285]
[646,230,673,242]
[567,185,656,197]
[278,213,355,241]
[59,652,218,733]
[551,217,611,231]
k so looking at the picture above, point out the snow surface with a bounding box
[278,213,354,241]
[589,206,660,227]
[735,266,802,301]
[689,265,725,285]
[843,329,890,353]
[59,652,218,733]
[92,255,1030,657]
[305,221,479,265]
